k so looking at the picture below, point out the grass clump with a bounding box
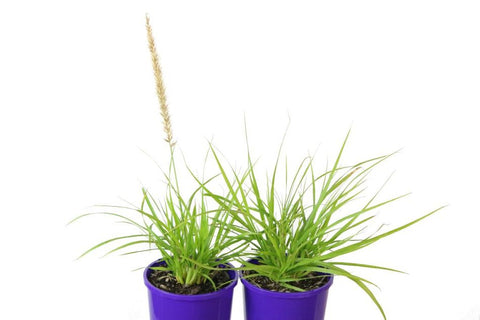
[204,128,443,318]
[69,16,244,290]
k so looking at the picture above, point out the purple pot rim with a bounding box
[240,259,334,299]
[143,258,238,301]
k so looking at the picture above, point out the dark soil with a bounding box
[148,269,231,295]
[244,270,329,293]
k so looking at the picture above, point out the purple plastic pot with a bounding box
[241,259,334,320]
[144,259,238,320]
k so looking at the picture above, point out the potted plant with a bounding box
[204,130,443,320]
[69,17,243,320]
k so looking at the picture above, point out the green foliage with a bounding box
[70,149,245,288]
[203,129,443,319]
[70,16,248,290]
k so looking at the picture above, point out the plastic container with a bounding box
[144,259,238,320]
[241,259,333,320]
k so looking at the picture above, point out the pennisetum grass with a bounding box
[202,127,444,319]
[69,16,245,290]
[68,14,443,313]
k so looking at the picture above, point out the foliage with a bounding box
[203,129,443,318]
[70,150,243,288]
[69,16,245,289]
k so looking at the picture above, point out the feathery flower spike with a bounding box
[146,15,175,148]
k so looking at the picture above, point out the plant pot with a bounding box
[241,259,334,320]
[144,259,238,320]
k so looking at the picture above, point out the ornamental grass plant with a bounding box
[69,14,443,317]
[204,128,443,319]
[69,16,244,291]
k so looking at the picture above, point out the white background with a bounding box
[1,1,479,319]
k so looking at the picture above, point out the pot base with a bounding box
[144,259,238,320]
